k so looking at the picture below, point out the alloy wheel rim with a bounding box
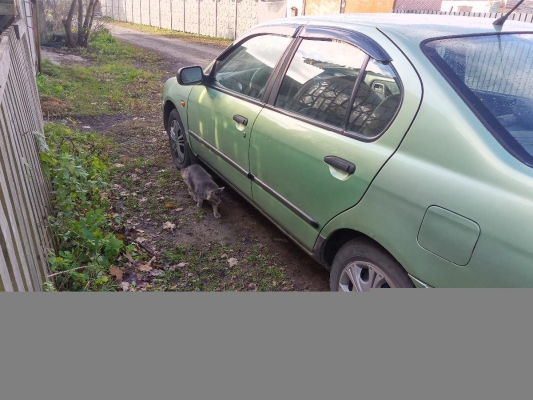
[170,119,185,163]
[338,261,395,291]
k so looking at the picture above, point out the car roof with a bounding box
[258,13,533,43]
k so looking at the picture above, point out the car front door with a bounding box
[186,33,293,200]
[248,28,422,250]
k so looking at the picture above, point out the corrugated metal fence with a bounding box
[394,9,533,23]
[0,18,52,291]
[99,0,263,39]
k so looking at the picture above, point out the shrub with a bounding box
[41,122,132,291]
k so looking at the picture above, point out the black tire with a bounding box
[167,109,195,170]
[330,238,414,291]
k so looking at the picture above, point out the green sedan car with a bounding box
[162,13,533,289]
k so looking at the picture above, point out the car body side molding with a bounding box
[188,129,319,229]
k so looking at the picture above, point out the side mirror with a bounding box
[177,66,204,85]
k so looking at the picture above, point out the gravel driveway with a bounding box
[106,24,224,69]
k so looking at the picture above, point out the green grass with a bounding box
[37,29,164,117]
[106,18,233,47]
[153,243,289,292]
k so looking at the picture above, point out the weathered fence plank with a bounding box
[0,8,53,291]
[5,85,47,286]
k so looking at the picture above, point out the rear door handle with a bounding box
[324,156,356,175]
[233,114,248,126]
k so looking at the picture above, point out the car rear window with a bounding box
[423,33,533,167]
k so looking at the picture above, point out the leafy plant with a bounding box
[41,122,133,291]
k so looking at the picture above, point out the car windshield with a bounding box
[423,33,533,167]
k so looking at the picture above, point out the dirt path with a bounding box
[106,24,223,70]
[70,23,330,291]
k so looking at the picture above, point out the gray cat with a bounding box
[181,164,225,218]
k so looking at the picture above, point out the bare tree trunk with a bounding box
[81,0,98,47]
[76,0,84,46]
[62,0,77,47]
[88,0,99,31]
[88,1,99,31]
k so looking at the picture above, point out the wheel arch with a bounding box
[163,100,178,131]
[317,228,411,280]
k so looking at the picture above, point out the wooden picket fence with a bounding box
[0,19,53,291]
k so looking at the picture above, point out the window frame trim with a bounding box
[205,33,298,105]
[266,36,404,142]
[343,60,405,140]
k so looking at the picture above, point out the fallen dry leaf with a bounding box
[177,262,189,268]
[187,272,194,278]
[162,221,176,231]
[138,264,152,272]
[113,163,124,168]
[135,237,148,244]
[125,253,134,263]
[165,203,177,209]
[150,269,165,277]
[138,256,156,272]
[227,257,238,268]
[121,282,130,291]
[109,266,123,281]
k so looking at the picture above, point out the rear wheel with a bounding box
[167,109,194,170]
[330,238,414,291]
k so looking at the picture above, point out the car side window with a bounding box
[212,35,291,100]
[275,39,367,128]
[347,59,402,137]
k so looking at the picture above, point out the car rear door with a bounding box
[248,26,423,250]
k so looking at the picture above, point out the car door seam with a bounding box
[190,130,319,228]
[316,28,425,239]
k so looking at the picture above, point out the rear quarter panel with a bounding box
[320,33,533,287]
